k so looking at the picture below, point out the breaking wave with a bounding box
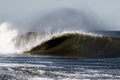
[0,22,120,58]
[27,32,120,58]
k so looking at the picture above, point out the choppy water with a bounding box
[0,54,120,80]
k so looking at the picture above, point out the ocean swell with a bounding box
[26,32,120,58]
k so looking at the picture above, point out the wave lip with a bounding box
[27,32,120,58]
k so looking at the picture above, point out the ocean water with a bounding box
[0,23,120,80]
[0,54,120,80]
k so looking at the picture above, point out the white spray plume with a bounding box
[0,22,18,54]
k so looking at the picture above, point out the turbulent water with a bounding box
[0,55,120,80]
[0,22,120,80]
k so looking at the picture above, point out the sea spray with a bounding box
[0,22,18,54]
[0,22,51,54]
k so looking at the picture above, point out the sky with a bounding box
[0,0,120,30]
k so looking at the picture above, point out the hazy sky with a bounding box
[0,0,120,30]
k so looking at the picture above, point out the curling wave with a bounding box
[0,22,120,57]
[26,32,120,58]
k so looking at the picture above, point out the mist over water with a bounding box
[17,8,110,33]
[0,7,119,54]
[1,0,120,31]
[26,8,106,32]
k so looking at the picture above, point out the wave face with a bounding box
[0,22,120,58]
[27,32,120,58]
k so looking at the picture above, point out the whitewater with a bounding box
[0,22,120,80]
[0,22,45,54]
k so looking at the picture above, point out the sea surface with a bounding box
[0,54,120,80]
[0,31,120,80]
